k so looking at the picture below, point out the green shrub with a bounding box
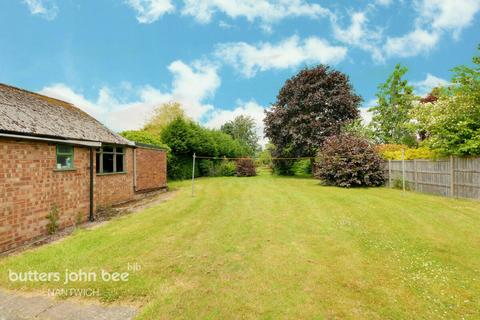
[198,159,236,177]
[199,159,215,177]
[46,205,60,234]
[315,134,385,187]
[391,178,413,191]
[292,159,312,176]
[219,160,236,176]
[236,158,257,177]
[272,159,295,175]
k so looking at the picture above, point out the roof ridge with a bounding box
[0,83,76,108]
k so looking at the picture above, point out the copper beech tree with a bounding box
[264,65,361,174]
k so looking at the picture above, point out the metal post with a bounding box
[450,155,455,197]
[388,159,392,188]
[191,153,196,197]
[402,148,406,192]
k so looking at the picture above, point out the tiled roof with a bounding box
[0,83,132,145]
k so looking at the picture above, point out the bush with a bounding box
[236,158,257,177]
[315,134,385,187]
[375,144,437,160]
[219,160,236,176]
[161,118,250,180]
[198,159,236,177]
[46,205,60,234]
[199,159,215,176]
[272,159,295,175]
[291,159,312,176]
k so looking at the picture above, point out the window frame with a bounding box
[55,144,75,170]
[96,145,126,175]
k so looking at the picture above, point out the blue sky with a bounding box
[1,0,479,144]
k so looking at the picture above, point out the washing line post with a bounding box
[191,153,196,197]
[402,148,406,192]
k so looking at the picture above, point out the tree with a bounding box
[264,65,361,159]
[369,64,417,146]
[160,118,250,180]
[412,45,480,156]
[221,115,259,155]
[119,130,168,149]
[143,102,187,135]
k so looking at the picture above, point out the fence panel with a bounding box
[385,157,480,200]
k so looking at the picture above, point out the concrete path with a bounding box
[0,290,137,320]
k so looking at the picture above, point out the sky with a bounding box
[0,0,479,145]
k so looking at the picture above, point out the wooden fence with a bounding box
[385,157,480,200]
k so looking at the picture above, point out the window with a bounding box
[96,146,125,174]
[56,145,74,170]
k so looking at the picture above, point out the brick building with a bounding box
[0,84,167,253]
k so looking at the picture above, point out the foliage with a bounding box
[315,134,385,187]
[257,143,274,167]
[369,64,417,146]
[219,160,236,176]
[412,96,480,156]
[143,102,188,135]
[119,130,169,150]
[235,158,257,177]
[271,159,296,176]
[161,118,249,179]
[46,205,60,235]
[198,159,236,177]
[221,115,259,155]
[168,155,198,181]
[412,46,480,156]
[375,144,437,160]
[264,65,361,162]
[161,118,248,158]
[291,159,312,176]
[341,119,375,141]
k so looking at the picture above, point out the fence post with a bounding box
[402,148,406,192]
[450,155,455,197]
[388,160,392,188]
[414,159,418,191]
[191,153,196,197]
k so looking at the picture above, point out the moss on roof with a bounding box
[0,83,132,145]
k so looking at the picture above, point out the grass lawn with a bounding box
[1,172,480,319]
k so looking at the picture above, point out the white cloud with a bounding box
[360,107,373,125]
[38,59,221,131]
[204,100,267,146]
[416,0,480,36]
[384,28,440,58]
[360,98,377,125]
[412,73,449,96]
[215,35,347,77]
[332,11,384,62]
[23,0,58,20]
[168,60,220,119]
[125,0,175,23]
[181,0,330,29]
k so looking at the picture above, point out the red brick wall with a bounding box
[135,148,167,192]
[1,139,168,253]
[94,148,135,207]
[0,138,90,252]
